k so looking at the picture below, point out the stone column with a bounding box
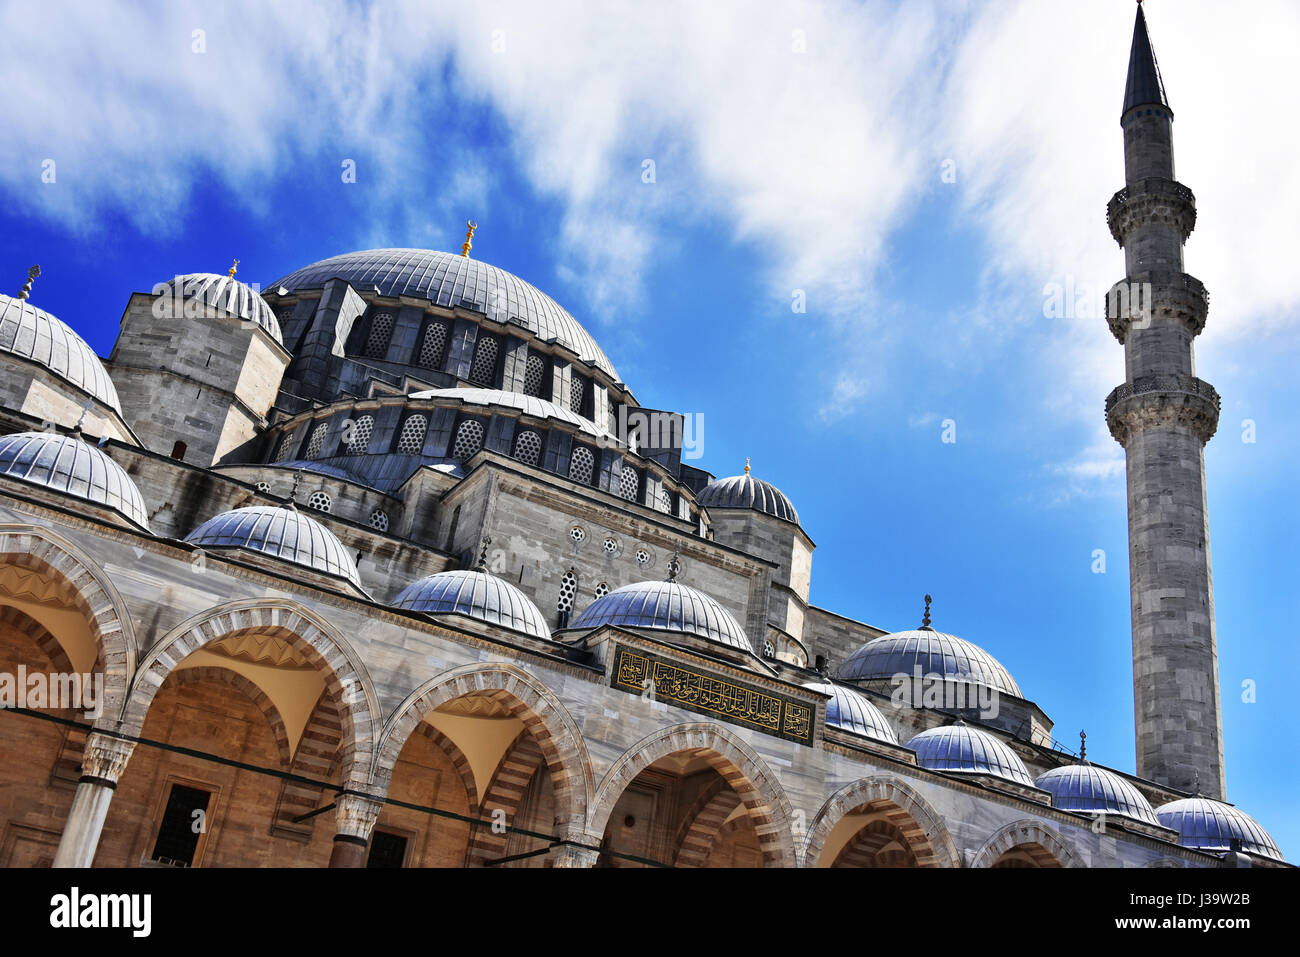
[52,732,136,868]
[327,792,384,868]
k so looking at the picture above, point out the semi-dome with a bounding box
[392,568,549,640]
[269,249,618,380]
[1155,798,1284,861]
[184,505,361,588]
[0,293,121,412]
[1035,763,1160,827]
[906,722,1033,787]
[571,580,751,653]
[152,273,281,343]
[0,431,149,529]
[697,471,799,526]
[806,681,897,744]
[837,628,1022,697]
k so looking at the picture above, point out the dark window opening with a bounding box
[367,829,408,868]
[150,784,211,867]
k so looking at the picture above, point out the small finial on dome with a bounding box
[665,552,680,582]
[1079,729,1087,762]
[18,264,40,300]
[461,220,478,258]
[920,594,933,630]
[73,396,93,432]
[288,469,303,507]
[1192,768,1201,798]
[744,457,751,476]
[228,259,239,279]
[476,536,492,571]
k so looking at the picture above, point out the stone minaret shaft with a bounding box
[1105,6,1224,799]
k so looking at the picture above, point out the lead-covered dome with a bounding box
[0,432,149,528]
[269,249,618,380]
[392,569,549,640]
[0,293,121,412]
[906,722,1033,786]
[837,628,1022,697]
[697,473,799,526]
[1155,798,1284,861]
[152,273,281,343]
[184,505,361,588]
[806,681,897,744]
[1035,763,1160,827]
[571,580,751,653]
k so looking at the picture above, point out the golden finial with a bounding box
[228,259,239,279]
[18,264,40,300]
[744,457,751,476]
[461,220,478,258]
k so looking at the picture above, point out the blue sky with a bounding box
[3,0,1297,857]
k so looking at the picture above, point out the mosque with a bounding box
[0,6,1285,867]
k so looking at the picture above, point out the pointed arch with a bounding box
[167,667,292,768]
[591,723,796,867]
[803,775,958,868]
[971,819,1084,869]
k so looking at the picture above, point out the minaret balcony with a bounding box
[1105,270,1209,343]
[1107,177,1197,246]
[1106,374,1221,446]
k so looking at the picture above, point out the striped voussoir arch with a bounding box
[167,666,292,768]
[972,819,1082,868]
[590,723,796,867]
[803,776,958,868]
[466,729,543,866]
[831,818,917,867]
[417,723,478,815]
[271,692,344,838]
[674,778,743,868]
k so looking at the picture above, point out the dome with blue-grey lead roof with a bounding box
[184,505,361,588]
[1034,762,1160,827]
[697,472,800,526]
[837,628,1022,698]
[805,681,897,744]
[0,293,122,412]
[571,580,752,653]
[0,431,149,529]
[268,249,619,381]
[905,722,1033,787]
[1155,798,1283,861]
[152,273,281,344]
[392,569,550,640]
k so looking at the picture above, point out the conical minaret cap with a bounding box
[1123,3,1170,117]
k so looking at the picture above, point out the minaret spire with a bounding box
[1105,3,1225,800]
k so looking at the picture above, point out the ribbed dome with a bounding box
[0,294,121,412]
[571,580,751,653]
[806,681,897,744]
[392,569,549,640]
[1035,763,1160,827]
[185,505,360,587]
[836,629,1022,697]
[152,273,281,343]
[1156,798,1284,861]
[697,473,799,526]
[906,723,1033,787]
[0,432,148,528]
[269,249,618,380]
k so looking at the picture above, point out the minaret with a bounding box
[1105,3,1224,799]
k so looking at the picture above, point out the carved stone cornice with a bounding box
[1108,177,1197,246]
[1106,374,1221,446]
[1105,271,1209,344]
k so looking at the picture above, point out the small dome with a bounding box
[906,723,1033,787]
[1156,798,1284,861]
[571,580,751,653]
[1035,763,1160,827]
[837,629,1022,697]
[0,431,148,528]
[806,681,897,744]
[392,569,549,640]
[697,473,799,526]
[185,505,360,587]
[0,294,121,412]
[152,273,281,343]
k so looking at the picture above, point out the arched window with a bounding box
[364,312,395,358]
[469,334,499,386]
[523,354,546,397]
[368,508,389,531]
[569,374,586,414]
[304,422,329,459]
[658,488,672,513]
[594,581,610,599]
[513,429,543,466]
[416,320,449,369]
[557,570,578,612]
[346,414,373,454]
[307,491,332,513]
[617,464,639,502]
[396,414,428,454]
[255,481,271,493]
[568,446,595,485]
[452,419,485,461]
[274,432,297,463]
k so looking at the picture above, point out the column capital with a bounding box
[333,792,384,841]
[81,732,136,787]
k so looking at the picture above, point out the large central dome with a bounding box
[269,248,620,382]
